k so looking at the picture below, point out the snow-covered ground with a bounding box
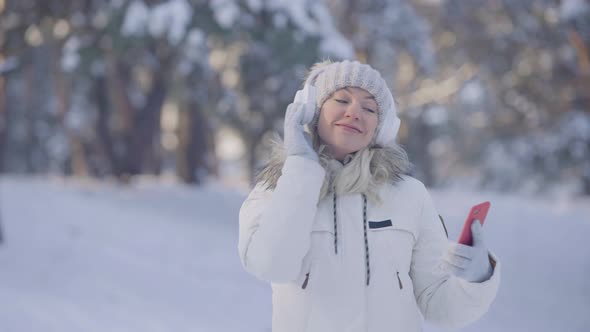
[0,176,588,332]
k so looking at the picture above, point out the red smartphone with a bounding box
[458,201,491,246]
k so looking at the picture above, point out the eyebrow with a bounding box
[343,87,375,100]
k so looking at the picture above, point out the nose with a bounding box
[344,101,362,119]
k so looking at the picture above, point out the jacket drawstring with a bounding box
[362,193,370,286]
[332,189,371,286]
[333,188,338,254]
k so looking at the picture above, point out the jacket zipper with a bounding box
[396,271,403,290]
[301,273,310,289]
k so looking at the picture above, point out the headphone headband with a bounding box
[303,65,329,87]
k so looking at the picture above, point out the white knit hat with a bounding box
[304,60,401,148]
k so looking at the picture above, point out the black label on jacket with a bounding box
[368,219,393,229]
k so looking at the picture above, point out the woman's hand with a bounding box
[284,102,318,161]
[442,220,494,283]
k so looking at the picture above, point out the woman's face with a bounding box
[317,87,379,160]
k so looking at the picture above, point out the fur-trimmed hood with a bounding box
[255,134,412,204]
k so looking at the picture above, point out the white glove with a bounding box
[442,220,494,283]
[284,102,318,161]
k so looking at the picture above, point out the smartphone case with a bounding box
[458,201,491,246]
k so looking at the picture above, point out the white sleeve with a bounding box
[410,184,501,329]
[238,155,325,283]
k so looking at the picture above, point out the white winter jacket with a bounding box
[238,156,500,332]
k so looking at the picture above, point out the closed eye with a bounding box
[335,99,349,104]
[364,108,376,113]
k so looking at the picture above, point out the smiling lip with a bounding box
[336,123,362,133]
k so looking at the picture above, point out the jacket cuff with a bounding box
[283,155,324,179]
[457,251,501,305]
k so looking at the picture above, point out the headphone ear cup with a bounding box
[302,104,316,125]
[375,108,400,147]
[302,85,317,124]
[294,84,317,125]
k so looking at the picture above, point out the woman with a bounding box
[238,60,500,332]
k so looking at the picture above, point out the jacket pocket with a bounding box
[311,216,336,255]
[301,272,310,289]
[369,220,415,269]
[299,221,334,290]
[368,219,415,241]
[396,270,403,290]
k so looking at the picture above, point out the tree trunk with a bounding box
[248,139,257,186]
[49,36,76,175]
[127,70,168,176]
[0,75,6,173]
[0,197,3,244]
[177,101,213,184]
[23,61,36,173]
[93,75,119,176]
[583,159,590,196]
[176,107,195,183]
[246,134,265,186]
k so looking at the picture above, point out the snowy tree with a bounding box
[206,0,353,180]
[367,0,590,195]
[1,0,588,195]
[435,0,590,195]
[0,0,80,174]
[50,0,223,182]
[325,0,437,182]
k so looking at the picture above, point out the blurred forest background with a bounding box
[0,0,589,197]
